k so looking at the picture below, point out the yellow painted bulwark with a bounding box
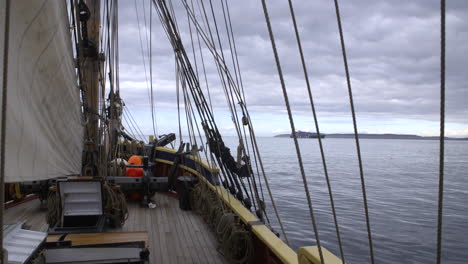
[155,147,220,173]
[198,175,298,264]
[154,158,220,178]
[156,146,342,264]
[298,246,343,264]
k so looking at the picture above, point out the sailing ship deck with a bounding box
[4,194,227,264]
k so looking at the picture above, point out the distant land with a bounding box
[274,133,468,140]
[276,131,325,138]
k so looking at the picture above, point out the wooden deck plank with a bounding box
[156,195,171,264]
[165,194,185,264]
[184,201,227,263]
[180,209,215,263]
[150,199,164,264]
[165,196,189,264]
[160,194,177,264]
[4,195,228,264]
[144,205,160,264]
[4,199,47,231]
[175,207,202,263]
[176,201,204,263]
[154,194,172,264]
[184,208,225,263]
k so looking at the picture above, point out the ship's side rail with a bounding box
[154,146,342,264]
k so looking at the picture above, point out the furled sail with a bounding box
[0,0,83,182]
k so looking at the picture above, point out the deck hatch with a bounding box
[59,181,103,217]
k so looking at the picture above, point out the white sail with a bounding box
[0,0,83,182]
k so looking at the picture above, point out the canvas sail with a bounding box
[0,0,83,182]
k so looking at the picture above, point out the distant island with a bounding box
[275,131,325,138]
[274,133,468,141]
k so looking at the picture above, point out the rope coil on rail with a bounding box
[46,191,61,227]
[102,182,128,228]
[191,183,253,264]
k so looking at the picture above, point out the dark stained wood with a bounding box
[47,232,148,247]
[4,195,227,264]
[167,143,186,189]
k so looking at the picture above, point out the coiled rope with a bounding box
[191,183,253,263]
[46,190,61,227]
[102,182,128,228]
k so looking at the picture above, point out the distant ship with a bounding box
[274,131,326,138]
[292,131,326,138]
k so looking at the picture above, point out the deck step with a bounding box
[3,223,47,264]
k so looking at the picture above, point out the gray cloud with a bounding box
[116,0,468,133]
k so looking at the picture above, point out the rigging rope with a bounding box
[176,62,183,143]
[206,4,258,213]
[0,0,11,258]
[114,0,120,95]
[219,0,264,214]
[122,121,138,141]
[222,0,247,104]
[260,1,323,261]
[287,0,345,261]
[154,1,288,246]
[101,0,114,175]
[197,0,244,145]
[197,0,256,210]
[332,0,374,262]
[436,0,446,263]
[149,0,158,138]
[179,61,234,208]
[218,0,262,216]
[219,0,241,96]
[123,106,146,142]
[181,0,289,242]
[141,0,151,58]
[184,1,254,163]
[182,80,233,209]
[153,0,245,203]
[192,0,214,113]
[205,0,243,139]
[217,0,279,231]
[134,0,157,138]
[182,0,244,101]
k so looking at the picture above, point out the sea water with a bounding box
[218,137,468,264]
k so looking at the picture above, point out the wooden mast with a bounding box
[80,0,102,176]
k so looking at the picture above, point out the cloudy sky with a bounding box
[116,0,467,138]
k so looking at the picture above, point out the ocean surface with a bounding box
[219,137,468,264]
